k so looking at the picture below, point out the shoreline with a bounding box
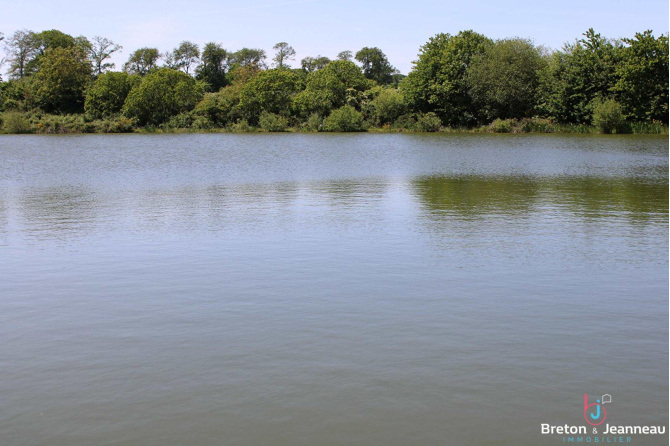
[1,123,668,136]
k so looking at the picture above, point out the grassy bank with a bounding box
[0,111,667,135]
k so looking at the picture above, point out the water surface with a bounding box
[1,134,667,445]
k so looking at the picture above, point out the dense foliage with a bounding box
[0,28,667,134]
[401,31,491,126]
[34,46,92,113]
[85,72,139,119]
[122,69,204,125]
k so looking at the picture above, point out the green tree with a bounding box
[229,48,267,68]
[537,29,622,123]
[85,72,139,119]
[0,78,36,111]
[166,41,200,74]
[238,68,305,123]
[591,97,627,133]
[272,42,296,68]
[323,105,365,131]
[87,36,122,75]
[5,30,38,79]
[301,56,331,73]
[193,83,245,127]
[27,29,78,73]
[123,48,160,76]
[401,30,491,126]
[613,31,668,123]
[294,60,372,116]
[227,63,261,85]
[122,68,204,125]
[355,47,397,85]
[370,88,407,125]
[34,46,92,113]
[466,38,546,121]
[337,50,353,61]
[195,42,229,92]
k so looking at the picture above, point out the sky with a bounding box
[1,0,668,74]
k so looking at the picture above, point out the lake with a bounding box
[0,133,667,445]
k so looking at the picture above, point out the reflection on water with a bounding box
[412,175,668,221]
[0,134,667,446]
[8,175,667,243]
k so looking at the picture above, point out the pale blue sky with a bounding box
[1,0,668,74]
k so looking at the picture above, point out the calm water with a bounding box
[0,133,667,445]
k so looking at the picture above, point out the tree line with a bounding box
[0,28,667,133]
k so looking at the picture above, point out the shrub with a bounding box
[85,72,139,119]
[370,88,407,125]
[122,68,204,126]
[1,111,32,133]
[230,119,255,132]
[294,60,372,116]
[304,113,322,131]
[592,98,627,134]
[259,112,289,132]
[33,113,89,133]
[392,113,417,130]
[518,117,554,133]
[193,85,243,128]
[163,112,196,130]
[489,118,514,133]
[322,105,365,132]
[238,69,304,124]
[92,116,135,133]
[0,79,37,112]
[414,112,442,132]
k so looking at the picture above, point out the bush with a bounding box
[370,88,407,125]
[592,98,627,134]
[489,118,514,133]
[122,68,204,126]
[323,105,365,132]
[392,113,417,130]
[238,69,304,124]
[85,72,139,119]
[304,113,322,131]
[92,116,135,133]
[193,86,243,128]
[1,111,32,133]
[230,119,255,132]
[518,117,554,133]
[163,112,195,130]
[33,113,90,133]
[414,112,442,132]
[259,112,289,132]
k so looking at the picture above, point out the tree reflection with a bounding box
[411,175,668,222]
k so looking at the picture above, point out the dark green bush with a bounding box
[592,98,627,134]
[370,88,407,125]
[489,118,514,133]
[392,114,417,130]
[85,72,139,119]
[259,112,289,132]
[230,119,256,132]
[304,113,322,131]
[122,68,204,126]
[323,105,366,132]
[1,111,32,133]
[414,112,442,132]
[518,118,554,133]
